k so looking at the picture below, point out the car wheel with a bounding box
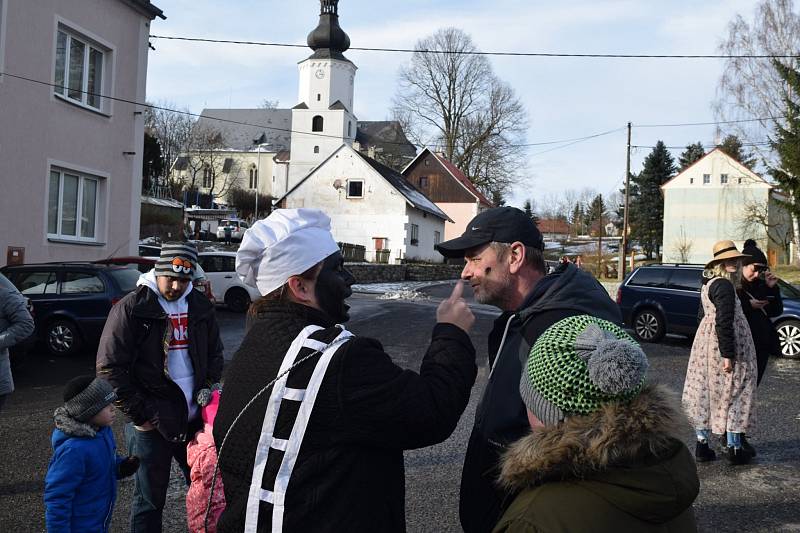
[225,287,251,313]
[632,309,665,342]
[45,319,83,357]
[777,320,800,359]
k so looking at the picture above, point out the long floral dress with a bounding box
[682,277,757,435]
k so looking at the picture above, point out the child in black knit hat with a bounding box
[44,375,140,532]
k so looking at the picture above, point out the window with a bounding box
[202,166,212,188]
[410,224,419,246]
[721,173,728,184]
[312,115,324,132]
[702,174,710,184]
[48,169,99,241]
[419,176,429,188]
[627,268,668,288]
[313,146,320,154]
[61,271,104,294]
[249,166,258,189]
[738,177,743,184]
[348,121,352,136]
[689,178,694,184]
[11,271,57,295]
[199,255,234,273]
[347,180,363,198]
[434,231,441,246]
[317,93,321,101]
[667,269,702,292]
[54,27,105,110]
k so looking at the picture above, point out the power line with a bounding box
[634,116,782,128]
[149,35,800,60]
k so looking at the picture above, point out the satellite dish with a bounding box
[333,179,343,190]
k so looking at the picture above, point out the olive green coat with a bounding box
[493,385,699,533]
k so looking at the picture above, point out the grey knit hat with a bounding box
[519,315,649,426]
[63,376,117,423]
[155,242,198,280]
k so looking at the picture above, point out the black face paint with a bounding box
[314,252,355,323]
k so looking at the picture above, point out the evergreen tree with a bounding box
[491,190,506,207]
[678,142,705,171]
[523,199,533,219]
[571,202,585,236]
[630,141,676,258]
[587,194,605,236]
[768,59,800,263]
[718,134,757,169]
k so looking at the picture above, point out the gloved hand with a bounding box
[196,383,222,406]
[118,456,140,478]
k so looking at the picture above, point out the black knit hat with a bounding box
[63,376,117,423]
[155,242,198,279]
[742,241,768,266]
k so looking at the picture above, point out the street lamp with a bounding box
[253,142,270,221]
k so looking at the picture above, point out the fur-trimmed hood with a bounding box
[498,384,698,524]
[53,406,98,438]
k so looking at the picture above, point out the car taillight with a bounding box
[616,287,622,305]
[111,297,121,306]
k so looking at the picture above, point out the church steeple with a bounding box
[306,0,351,61]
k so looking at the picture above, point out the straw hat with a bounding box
[705,240,750,268]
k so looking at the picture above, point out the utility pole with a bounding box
[618,122,632,281]
[597,194,603,278]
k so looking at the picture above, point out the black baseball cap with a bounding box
[435,207,544,258]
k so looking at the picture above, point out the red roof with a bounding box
[537,218,570,235]
[430,152,494,208]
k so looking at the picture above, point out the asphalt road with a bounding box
[1,283,799,532]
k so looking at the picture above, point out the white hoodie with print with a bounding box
[138,270,199,421]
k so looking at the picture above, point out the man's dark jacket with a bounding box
[213,301,477,533]
[96,284,224,442]
[459,263,623,533]
[739,277,782,383]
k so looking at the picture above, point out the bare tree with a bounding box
[260,99,279,109]
[713,0,800,167]
[144,101,195,181]
[738,199,793,259]
[181,125,242,202]
[671,226,694,263]
[393,27,528,198]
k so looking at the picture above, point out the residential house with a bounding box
[402,148,493,242]
[537,218,571,241]
[277,144,450,263]
[0,0,164,265]
[662,148,792,265]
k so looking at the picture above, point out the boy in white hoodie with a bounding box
[97,242,224,532]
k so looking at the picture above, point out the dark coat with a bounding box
[213,301,477,533]
[0,286,34,395]
[493,385,699,533]
[96,285,224,442]
[459,263,623,533]
[739,278,782,383]
[698,277,738,358]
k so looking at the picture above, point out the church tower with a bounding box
[289,0,357,187]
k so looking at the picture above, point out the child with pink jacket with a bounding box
[186,389,225,532]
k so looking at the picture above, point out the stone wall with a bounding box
[345,263,462,283]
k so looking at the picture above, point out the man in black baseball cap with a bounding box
[439,206,623,533]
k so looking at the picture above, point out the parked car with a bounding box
[0,272,35,359]
[0,263,142,357]
[617,263,800,358]
[138,244,162,257]
[216,219,249,242]
[197,252,261,312]
[92,257,216,304]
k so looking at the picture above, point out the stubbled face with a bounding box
[461,244,512,310]
[89,404,116,427]
[313,252,355,323]
[157,276,190,301]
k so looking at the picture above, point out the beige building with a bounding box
[0,0,164,265]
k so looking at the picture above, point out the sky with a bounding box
[145,0,766,211]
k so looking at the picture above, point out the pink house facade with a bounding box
[0,0,163,265]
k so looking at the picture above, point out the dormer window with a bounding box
[312,115,324,132]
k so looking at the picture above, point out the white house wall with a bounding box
[405,208,447,262]
[282,148,411,263]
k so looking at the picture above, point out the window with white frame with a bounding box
[702,174,710,184]
[54,26,106,110]
[249,166,258,189]
[721,173,728,184]
[202,166,212,188]
[48,168,100,241]
[347,180,363,198]
[410,224,419,246]
[434,230,441,246]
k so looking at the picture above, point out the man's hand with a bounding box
[436,281,475,334]
[723,358,734,373]
[134,421,155,431]
[118,456,140,478]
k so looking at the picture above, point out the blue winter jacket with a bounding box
[44,425,123,532]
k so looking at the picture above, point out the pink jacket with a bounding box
[186,424,225,532]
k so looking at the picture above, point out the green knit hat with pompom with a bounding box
[519,315,649,426]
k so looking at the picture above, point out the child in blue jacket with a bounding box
[44,376,140,532]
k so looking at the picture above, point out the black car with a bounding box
[0,263,141,356]
[617,263,800,358]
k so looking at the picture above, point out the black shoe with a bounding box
[741,434,757,458]
[695,441,716,462]
[726,446,752,465]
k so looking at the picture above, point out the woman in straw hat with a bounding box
[682,240,758,465]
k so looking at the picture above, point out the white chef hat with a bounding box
[236,208,340,296]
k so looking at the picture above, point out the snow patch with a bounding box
[378,289,430,301]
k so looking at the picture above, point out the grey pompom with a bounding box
[575,324,616,362]
[587,339,649,395]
